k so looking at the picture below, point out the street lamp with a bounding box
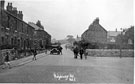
[119,28,124,58]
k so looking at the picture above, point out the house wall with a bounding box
[82,18,107,44]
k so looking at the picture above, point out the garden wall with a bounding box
[0,49,15,65]
[87,49,134,57]
[0,49,46,65]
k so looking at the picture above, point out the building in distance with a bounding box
[107,30,121,43]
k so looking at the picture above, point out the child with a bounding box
[84,49,88,59]
[2,52,11,69]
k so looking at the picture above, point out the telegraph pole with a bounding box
[119,28,123,58]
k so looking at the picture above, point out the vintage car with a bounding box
[50,45,60,55]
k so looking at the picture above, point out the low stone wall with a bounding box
[0,49,47,65]
[87,49,134,57]
[0,49,15,64]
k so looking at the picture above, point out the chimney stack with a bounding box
[0,0,5,26]
[93,17,99,24]
[18,11,23,20]
[0,0,5,10]
[6,2,13,12]
[12,7,18,16]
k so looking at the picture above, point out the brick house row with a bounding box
[28,22,51,49]
[0,0,51,50]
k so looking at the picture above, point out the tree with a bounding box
[36,20,44,30]
[67,35,73,39]
[116,26,134,44]
[124,26,134,44]
[116,34,124,44]
[116,26,134,49]
[66,35,75,44]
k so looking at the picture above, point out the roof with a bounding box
[28,22,43,30]
[88,18,107,33]
[88,23,107,33]
[4,10,35,30]
[107,31,121,37]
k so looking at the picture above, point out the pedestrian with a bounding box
[32,49,37,60]
[65,45,67,50]
[84,49,88,59]
[73,47,79,59]
[79,48,84,60]
[2,52,11,69]
[59,46,63,55]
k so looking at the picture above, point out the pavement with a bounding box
[0,52,49,70]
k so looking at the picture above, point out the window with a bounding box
[11,38,14,45]
[1,37,4,44]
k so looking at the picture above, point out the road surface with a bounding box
[0,45,134,83]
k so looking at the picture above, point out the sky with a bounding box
[5,0,134,40]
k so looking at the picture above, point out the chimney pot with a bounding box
[8,2,10,6]
[10,3,12,6]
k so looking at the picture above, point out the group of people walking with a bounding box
[73,46,88,60]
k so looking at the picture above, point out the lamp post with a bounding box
[119,28,123,58]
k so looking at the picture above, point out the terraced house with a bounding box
[0,0,51,50]
[28,22,51,49]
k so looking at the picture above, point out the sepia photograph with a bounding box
[0,0,134,83]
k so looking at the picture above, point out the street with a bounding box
[0,45,134,84]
